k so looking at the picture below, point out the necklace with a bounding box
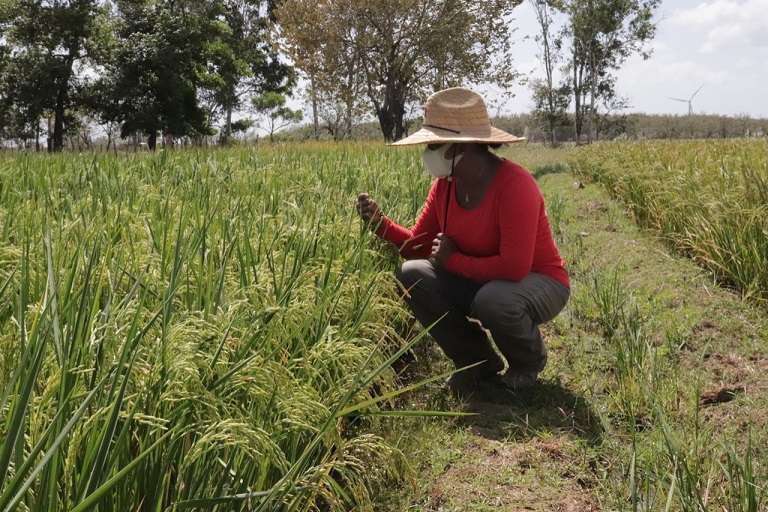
[459,155,500,205]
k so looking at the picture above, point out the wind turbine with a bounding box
[669,85,704,116]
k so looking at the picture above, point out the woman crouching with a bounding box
[356,87,570,398]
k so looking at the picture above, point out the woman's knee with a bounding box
[395,259,435,290]
[471,282,527,327]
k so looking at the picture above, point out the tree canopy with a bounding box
[0,0,294,150]
[276,0,523,141]
[0,0,103,150]
[561,0,661,142]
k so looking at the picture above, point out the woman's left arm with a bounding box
[442,174,540,282]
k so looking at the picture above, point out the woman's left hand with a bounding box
[430,233,456,267]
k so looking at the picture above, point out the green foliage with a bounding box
[0,0,104,150]
[529,0,571,146]
[252,91,303,141]
[0,0,293,149]
[198,0,294,143]
[229,118,255,135]
[531,79,571,143]
[0,143,437,510]
[92,0,214,149]
[557,0,662,141]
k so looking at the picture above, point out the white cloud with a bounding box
[446,0,768,117]
[669,0,768,52]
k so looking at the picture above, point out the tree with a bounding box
[529,0,569,145]
[229,117,255,140]
[594,94,631,139]
[558,0,660,142]
[274,0,361,139]
[311,23,367,140]
[92,0,213,150]
[276,0,523,142]
[199,0,295,145]
[0,29,9,140]
[531,79,570,145]
[0,45,57,149]
[252,91,303,141]
[1,0,102,151]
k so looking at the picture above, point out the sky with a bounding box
[488,0,768,117]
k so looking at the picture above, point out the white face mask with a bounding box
[422,144,463,179]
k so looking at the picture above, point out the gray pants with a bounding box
[395,259,570,378]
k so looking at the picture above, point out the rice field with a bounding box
[1,141,766,511]
[569,139,768,305]
[0,143,439,511]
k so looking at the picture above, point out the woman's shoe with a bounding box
[475,374,517,402]
[500,370,539,391]
[444,372,479,399]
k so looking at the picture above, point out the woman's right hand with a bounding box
[356,193,383,226]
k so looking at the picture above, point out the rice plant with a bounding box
[0,144,444,511]
[544,192,566,242]
[589,268,627,340]
[570,139,768,305]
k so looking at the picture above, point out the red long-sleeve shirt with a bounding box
[375,159,570,288]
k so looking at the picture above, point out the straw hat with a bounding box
[390,87,526,146]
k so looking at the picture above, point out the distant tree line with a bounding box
[279,112,768,143]
[1,0,532,150]
[495,112,768,142]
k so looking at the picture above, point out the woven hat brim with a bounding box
[389,126,526,146]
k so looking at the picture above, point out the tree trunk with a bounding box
[147,130,157,151]
[222,105,233,145]
[343,52,356,139]
[587,50,596,143]
[47,116,53,152]
[310,73,319,140]
[533,0,557,146]
[573,50,581,144]
[344,102,353,139]
[51,52,76,153]
[545,42,556,145]
[376,82,406,141]
[574,59,588,144]
[52,85,67,152]
[344,84,354,139]
[589,91,596,143]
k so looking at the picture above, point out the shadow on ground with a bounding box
[393,337,604,447]
[460,379,604,446]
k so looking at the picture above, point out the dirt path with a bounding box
[383,169,767,511]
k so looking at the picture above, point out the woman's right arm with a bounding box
[364,181,441,259]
